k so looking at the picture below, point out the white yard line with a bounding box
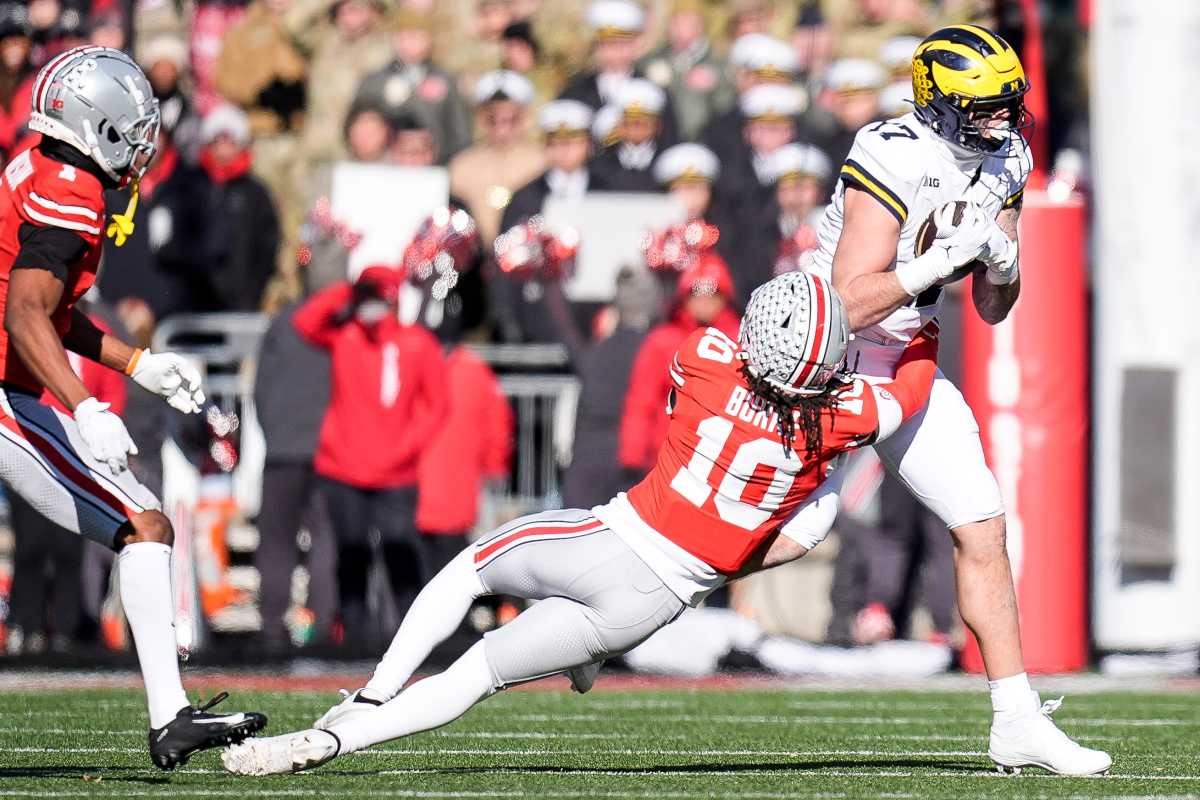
[432,730,689,740]
[0,792,887,799]
[354,747,989,757]
[507,712,1197,727]
[5,792,1200,800]
[0,728,1131,743]
[2,744,1189,762]
[0,728,683,741]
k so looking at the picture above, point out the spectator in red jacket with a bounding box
[416,341,513,574]
[293,265,449,646]
[617,253,740,474]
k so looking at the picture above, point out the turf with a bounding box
[0,684,1197,799]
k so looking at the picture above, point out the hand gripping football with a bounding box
[913,200,986,285]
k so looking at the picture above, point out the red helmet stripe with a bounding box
[793,273,830,388]
[33,46,106,116]
[33,50,78,113]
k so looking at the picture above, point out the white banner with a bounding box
[544,192,684,302]
[330,163,449,279]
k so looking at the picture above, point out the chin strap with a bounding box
[106,180,139,247]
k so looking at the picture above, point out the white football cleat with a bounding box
[313,687,385,730]
[567,661,602,694]
[221,729,339,776]
[988,694,1113,776]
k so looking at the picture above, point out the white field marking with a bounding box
[0,728,1130,744]
[506,712,1197,727]
[437,731,1120,745]
[0,727,146,735]
[841,733,1124,743]
[782,695,1200,714]
[3,746,144,754]
[431,730,688,740]
[561,699,689,710]
[0,728,684,741]
[784,699,1200,712]
[370,765,1200,782]
[374,768,919,778]
[785,700,988,712]
[357,747,990,758]
[0,793,900,800]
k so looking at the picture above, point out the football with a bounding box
[914,200,986,285]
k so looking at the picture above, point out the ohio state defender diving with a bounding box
[223,272,939,776]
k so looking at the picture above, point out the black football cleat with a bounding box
[148,692,267,770]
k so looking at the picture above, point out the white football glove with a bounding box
[128,350,205,414]
[930,201,992,266]
[74,397,138,475]
[895,201,992,296]
[980,219,1020,285]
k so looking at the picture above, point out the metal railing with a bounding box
[154,312,577,535]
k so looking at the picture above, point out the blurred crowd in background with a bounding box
[0,0,1088,667]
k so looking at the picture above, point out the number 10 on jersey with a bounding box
[669,415,800,531]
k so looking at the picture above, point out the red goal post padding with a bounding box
[959,191,1089,674]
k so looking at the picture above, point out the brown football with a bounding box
[914,200,986,285]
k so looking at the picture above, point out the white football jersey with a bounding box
[810,112,1031,348]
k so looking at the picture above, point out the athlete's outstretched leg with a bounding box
[223,596,602,776]
[311,546,488,729]
[365,547,486,698]
[332,640,497,753]
[221,532,683,776]
[333,593,611,752]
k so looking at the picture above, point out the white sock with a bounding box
[364,548,486,699]
[332,641,497,753]
[119,542,189,728]
[989,671,1037,718]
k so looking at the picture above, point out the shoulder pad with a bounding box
[17,155,105,236]
[673,326,740,382]
[998,135,1033,208]
[840,119,927,226]
[826,377,881,447]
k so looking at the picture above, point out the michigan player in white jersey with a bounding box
[809,25,1111,775]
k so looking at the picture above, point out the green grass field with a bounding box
[1,683,1197,799]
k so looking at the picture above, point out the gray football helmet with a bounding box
[28,46,160,184]
[739,271,851,396]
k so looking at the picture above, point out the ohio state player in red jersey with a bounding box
[0,46,264,769]
[223,272,939,777]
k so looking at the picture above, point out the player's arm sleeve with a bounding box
[11,223,88,282]
[291,280,354,349]
[838,126,921,227]
[872,321,940,441]
[776,466,845,551]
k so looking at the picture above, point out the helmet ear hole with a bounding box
[105,124,121,144]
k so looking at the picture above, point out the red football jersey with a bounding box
[626,326,885,574]
[0,146,105,394]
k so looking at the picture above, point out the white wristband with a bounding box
[985,238,1020,285]
[894,251,949,297]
